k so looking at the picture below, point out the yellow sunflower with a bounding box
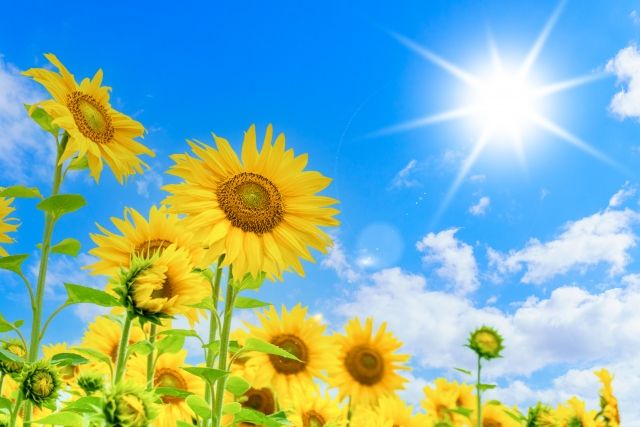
[242,305,335,400]
[328,317,410,406]
[42,343,83,386]
[0,197,18,257]
[23,53,154,183]
[556,397,598,427]
[163,124,340,280]
[595,369,620,427]
[80,315,146,371]
[481,403,521,427]
[422,378,475,426]
[128,351,205,427]
[362,395,419,427]
[237,386,278,427]
[284,390,347,427]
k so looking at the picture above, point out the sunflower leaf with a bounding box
[449,407,473,417]
[234,297,271,309]
[241,337,300,361]
[478,383,497,391]
[24,104,59,135]
[0,348,23,364]
[454,367,472,375]
[64,283,119,307]
[0,185,42,199]
[232,272,266,291]
[0,312,22,333]
[51,353,89,367]
[67,156,89,171]
[127,340,154,357]
[182,367,228,384]
[223,402,242,415]
[0,396,11,412]
[52,238,81,257]
[63,396,102,414]
[185,394,211,419]
[0,254,29,274]
[156,386,193,400]
[225,375,251,396]
[32,411,84,427]
[156,334,185,355]
[37,194,86,219]
[73,347,112,370]
[234,408,284,427]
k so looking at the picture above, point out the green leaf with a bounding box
[188,297,215,311]
[0,348,23,364]
[242,337,300,361]
[0,396,11,413]
[64,283,119,307]
[37,194,86,219]
[156,334,185,355]
[234,408,284,427]
[185,395,211,419]
[504,409,526,422]
[454,367,472,376]
[32,411,84,427]
[223,402,242,415]
[67,156,89,171]
[478,383,497,391]
[232,272,266,291]
[51,353,89,367]
[51,238,81,256]
[127,340,154,357]
[156,387,193,400]
[225,375,251,396]
[0,254,29,274]
[63,396,102,414]
[177,421,196,427]
[449,407,473,417]
[234,296,271,309]
[73,347,112,369]
[158,329,201,339]
[182,367,228,384]
[0,313,21,333]
[24,104,59,135]
[0,185,42,199]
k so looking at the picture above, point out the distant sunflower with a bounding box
[556,397,597,427]
[23,53,154,183]
[243,305,335,399]
[80,316,146,368]
[328,317,409,405]
[0,197,18,257]
[284,391,346,427]
[481,403,522,427]
[422,379,475,425]
[88,205,211,277]
[364,395,418,427]
[128,351,204,427]
[163,124,340,280]
[595,369,620,427]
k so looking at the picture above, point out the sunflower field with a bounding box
[0,55,622,427]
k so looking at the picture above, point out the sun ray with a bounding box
[388,31,479,87]
[533,73,606,98]
[518,0,566,78]
[366,106,476,138]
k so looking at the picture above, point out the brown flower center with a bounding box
[156,369,188,404]
[135,239,173,257]
[302,410,326,427]
[67,91,114,144]
[268,334,308,375]
[216,172,284,234]
[242,388,275,415]
[344,344,384,386]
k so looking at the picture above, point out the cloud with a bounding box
[0,55,54,182]
[606,45,640,120]
[416,228,479,294]
[389,159,420,189]
[134,168,163,198]
[609,181,636,207]
[488,208,640,284]
[469,174,486,183]
[631,10,640,25]
[321,236,361,283]
[469,196,491,216]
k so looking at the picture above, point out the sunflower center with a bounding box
[135,239,173,257]
[150,277,173,300]
[155,369,188,404]
[217,172,284,234]
[302,410,326,427]
[32,370,55,398]
[242,388,275,415]
[344,344,385,386]
[67,91,114,144]
[268,334,308,375]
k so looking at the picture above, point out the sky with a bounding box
[2,0,640,423]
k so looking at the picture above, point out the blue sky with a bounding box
[2,0,640,423]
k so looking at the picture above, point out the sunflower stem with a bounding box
[347,396,353,427]
[146,323,157,390]
[0,373,4,395]
[114,312,133,384]
[212,266,235,427]
[9,392,23,427]
[205,255,224,419]
[476,354,482,427]
[23,132,67,424]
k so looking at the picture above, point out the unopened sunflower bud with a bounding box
[0,413,9,427]
[467,325,504,360]
[77,372,104,395]
[0,340,26,375]
[103,381,158,427]
[20,360,61,407]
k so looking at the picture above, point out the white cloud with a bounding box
[540,187,550,200]
[0,55,54,182]
[606,45,640,120]
[416,228,479,294]
[469,196,491,216]
[469,174,486,183]
[321,236,361,283]
[609,181,636,207]
[134,168,163,198]
[389,159,420,189]
[488,208,640,284]
[631,10,640,25]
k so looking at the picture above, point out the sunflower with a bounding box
[237,386,278,427]
[468,326,504,360]
[422,379,475,426]
[328,317,409,406]
[42,343,82,386]
[284,390,346,427]
[241,305,335,399]
[0,197,17,257]
[127,351,204,427]
[367,395,418,427]
[480,403,521,427]
[595,369,620,427]
[80,315,146,370]
[23,53,154,183]
[88,205,211,276]
[556,397,598,427]
[163,124,340,280]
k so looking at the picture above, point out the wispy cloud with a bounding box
[469,196,491,216]
[609,181,636,207]
[389,159,421,189]
[607,45,640,120]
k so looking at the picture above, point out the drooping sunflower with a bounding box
[0,197,17,257]
[127,351,204,427]
[328,317,410,405]
[80,315,146,369]
[284,390,346,427]
[23,53,154,183]
[422,378,475,426]
[88,205,212,276]
[242,305,335,399]
[163,124,340,280]
[595,369,620,427]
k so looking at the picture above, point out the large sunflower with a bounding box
[328,317,409,405]
[242,305,335,400]
[162,124,339,280]
[23,53,154,183]
[128,351,205,427]
[80,315,146,370]
[0,197,18,257]
[284,390,346,427]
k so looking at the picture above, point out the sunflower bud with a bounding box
[103,381,158,427]
[0,340,26,375]
[77,372,104,395]
[20,360,61,407]
[467,325,504,360]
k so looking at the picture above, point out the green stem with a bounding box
[9,392,23,427]
[346,396,353,427]
[476,355,482,427]
[0,373,4,396]
[146,324,157,390]
[212,266,235,427]
[113,313,133,384]
[205,255,225,417]
[39,302,70,342]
